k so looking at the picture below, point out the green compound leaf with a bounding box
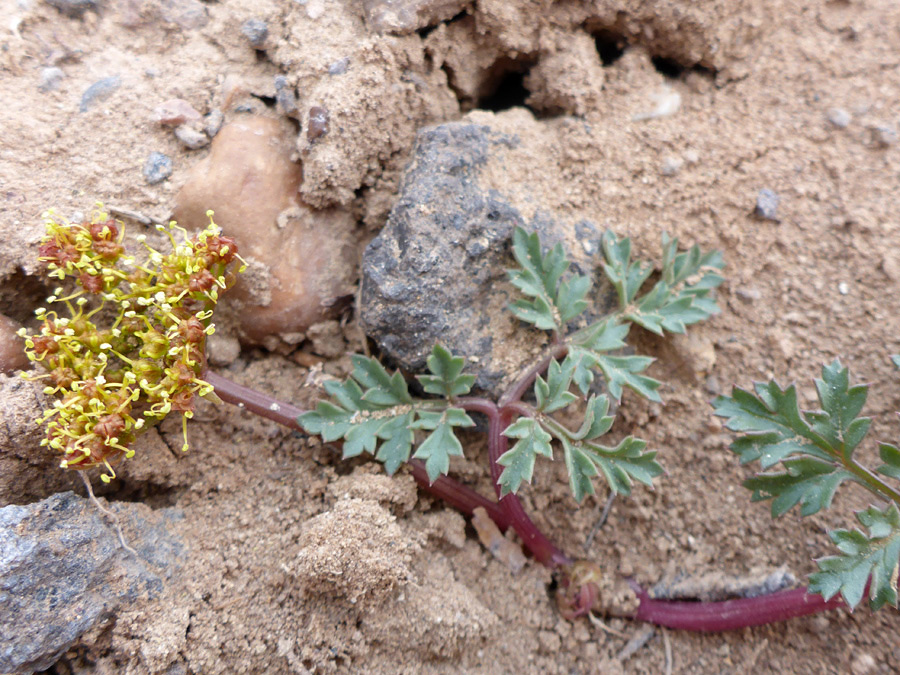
[809,503,900,611]
[300,355,418,473]
[507,227,590,333]
[410,408,474,483]
[534,358,577,413]
[713,361,875,519]
[563,436,661,502]
[567,346,661,402]
[602,230,724,336]
[498,418,553,496]
[416,344,475,398]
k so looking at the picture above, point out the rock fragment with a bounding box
[174,125,209,149]
[39,67,65,92]
[204,109,224,137]
[274,76,298,115]
[79,76,121,112]
[0,492,182,674]
[826,107,851,128]
[143,152,173,184]
[754,188,780,221]
[153,98,202,127]
[362,0,469,35]
[241,18,268,48]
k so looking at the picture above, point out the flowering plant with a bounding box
[21,207,244,482]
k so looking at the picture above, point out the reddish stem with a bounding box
[628,579,847,631]
[204,370,305,432]
[488,408,571,568]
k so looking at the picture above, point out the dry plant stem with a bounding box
[207,370,848,631]
[80,472,136,555]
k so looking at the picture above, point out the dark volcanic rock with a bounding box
[359,121,615,394]
[0,492,183,673]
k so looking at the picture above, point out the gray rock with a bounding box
[362,0,469,35]
[826,107,851,129]
[79,76,121,113]
[754,188,780,221]
[0,491,183,673]
[328,57,350,76]
[274,76,298,115]
[143,152,173,184]
[174,125,209,150]
[359,121,616,394]
[241,18,268,48]
[204,109,225,138]
[39,67,65,92]
[45,0,99,17]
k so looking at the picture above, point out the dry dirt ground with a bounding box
[2,0,900,673]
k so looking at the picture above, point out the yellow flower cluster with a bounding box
[22,206,244,482]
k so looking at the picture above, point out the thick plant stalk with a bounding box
[628,580,847,631]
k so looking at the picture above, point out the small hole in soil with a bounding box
[478,70,529,112]
[594,30,627,66]
[255,94,278,109]
[651,55,686,78]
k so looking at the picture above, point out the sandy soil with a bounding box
[2,0,899,673]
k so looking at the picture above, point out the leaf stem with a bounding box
[842,456,900,506]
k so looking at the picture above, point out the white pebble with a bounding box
[838,282,849,295]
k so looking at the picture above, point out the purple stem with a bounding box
[628,579,847,631]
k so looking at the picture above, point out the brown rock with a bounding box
[0,314,28,374]
[153,98,203,126]
[173,116,358,344]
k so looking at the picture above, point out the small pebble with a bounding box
[46,0,98,17]
[204,109,225,137]
[826,107,851,128]
[683,148,700,164]
[79,75,121,112]
[870,124,897,147]
[838,281,849,295]
[174,125,209,149]
[153,98,202,126]
[328,57,349,75]
[755,188,780,221]
[241,18,268,48]
[39,66,65,92]
[307,106,329,142]
[660,156,683,176]
[143,152,173,184]
[736,286,762,302]
[850,653,876,675]
[705,375,721,395]
[274,76,298,114]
